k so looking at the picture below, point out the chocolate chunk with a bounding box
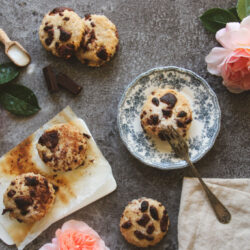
[147,115,159,125]
[49,7,73,15]
[17,218,23,223]
[52,184,59,192]
[97,46,108,61]
[43,65,59,92]
[160,93,177,108]
[140,200,149,212]
[21,210,29,215]
[162,109,172,118]
[55,42,59,49]
[11,181,15,185]
[177,120,185,128]
[121,220,132,229]
[2,208,13,215]
[56,73,82,95]
[14,196,33,211]
[84,13,91,20]
[45,37,53,46]
[160,214,169,232]
[91,22,96,27]
[134,230,145,240]
[59,26,71,41]
[63,17,70,21]
[152,97,159,106]
[158,130,170,141]
[150,206,159,220]
[83,133,91,139]
[25,176,39,186]
[177,111,187,117]
[146,224,155,234]
[39,130,59,149]
[78,145,83,152]
[42,152,52,163]
[185,118,192,124]
[136,214,150,227]
[29,190,36,197]
[7,190,16,198]
[57,44,75,59]
[145,235,154,241]
[44,25,53,32]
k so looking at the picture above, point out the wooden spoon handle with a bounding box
[0,29,12,47]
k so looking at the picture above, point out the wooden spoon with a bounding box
[0,28,30,67]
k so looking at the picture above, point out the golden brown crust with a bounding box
[3,173,55,223]
[140,89,192,138]
[120,198,170,247]
[36,124,89,172]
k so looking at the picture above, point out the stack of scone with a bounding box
[39,7,119,66]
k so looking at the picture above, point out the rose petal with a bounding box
[240,15,250,30]
[205,47,231,75]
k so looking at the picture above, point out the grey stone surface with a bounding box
[0,0,249,249]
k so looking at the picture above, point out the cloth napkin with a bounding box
[178,178,250,250]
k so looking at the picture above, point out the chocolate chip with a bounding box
[152,97,159,106]
[84,13,91,20]
[39,130,59,149]
[140,200,149,212]
[147,115,159,125]
[177,120,185,128]
[158,130,170,141]
[25,176,39,186]
[91,22,95,27]
[63,17,70,21]
[121,220,132,229]
[160,214,169,232]
[57,44,75,59]
[97,46,108,61]
[146,224,155,234]
[29,190,36,197]
[21,210,29,215]
[44,25,53,32]
[59,26,71,41]
[136,214,150,227]
[14,196,33,212]
[162,109,172,118]
[83,133,91,139]
[79,145,83,152]
[160,93,177,108]
[177,111,187,117]
[55,42,59,49]
[150,206,159,220]
[134,230,145,240]
[11,181,15,185]
[7,190,16,198]
[185,118,192,124]
[52,184,59,192]
[17,218,23,223]
[145,235,154,241]
[2,208,13,215]
[49,7,73,15]
[45,37,53,46]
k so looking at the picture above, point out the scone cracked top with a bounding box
[76,14,119,67]
[37,123,90,172]
[120,198,170,248]
[2,173,55,224]
[39,7,85,59]
[140,88,192,138]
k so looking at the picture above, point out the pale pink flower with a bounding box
[205,16,250,93]
[39,220,109,250]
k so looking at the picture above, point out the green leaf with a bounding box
[200,8,239,33]
[237,0,250,20]
[0,63,19,85]
[228,7,241,21]
[0,84,40,116]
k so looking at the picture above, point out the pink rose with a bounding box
[205,16,250,93]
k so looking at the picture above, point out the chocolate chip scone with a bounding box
[120,198,170,248]
[37,123,90,172]
[2,173,56,223]
[39,7,85,59]
[76,14,119,67]
[141,88,192,138]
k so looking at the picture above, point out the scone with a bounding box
[2,173,55,223]
[120,198,170,248]
[37,123,89,172]
[76,14,119,67]
[140,88,192,138]
[39,7,85,59]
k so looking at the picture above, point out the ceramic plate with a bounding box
[117,66,221,170]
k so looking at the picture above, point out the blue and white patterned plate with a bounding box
[117,66,221,170]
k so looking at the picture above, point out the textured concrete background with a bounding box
[0,0,249,249]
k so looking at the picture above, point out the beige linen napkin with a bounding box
[178,178,250,250]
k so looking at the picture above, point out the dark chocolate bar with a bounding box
[56,73,82,95]
[43,66,59,92]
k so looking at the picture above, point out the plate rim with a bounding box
[117,66,221,170]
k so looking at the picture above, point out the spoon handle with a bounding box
[186,158,231,224]
[0,29,12,47]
